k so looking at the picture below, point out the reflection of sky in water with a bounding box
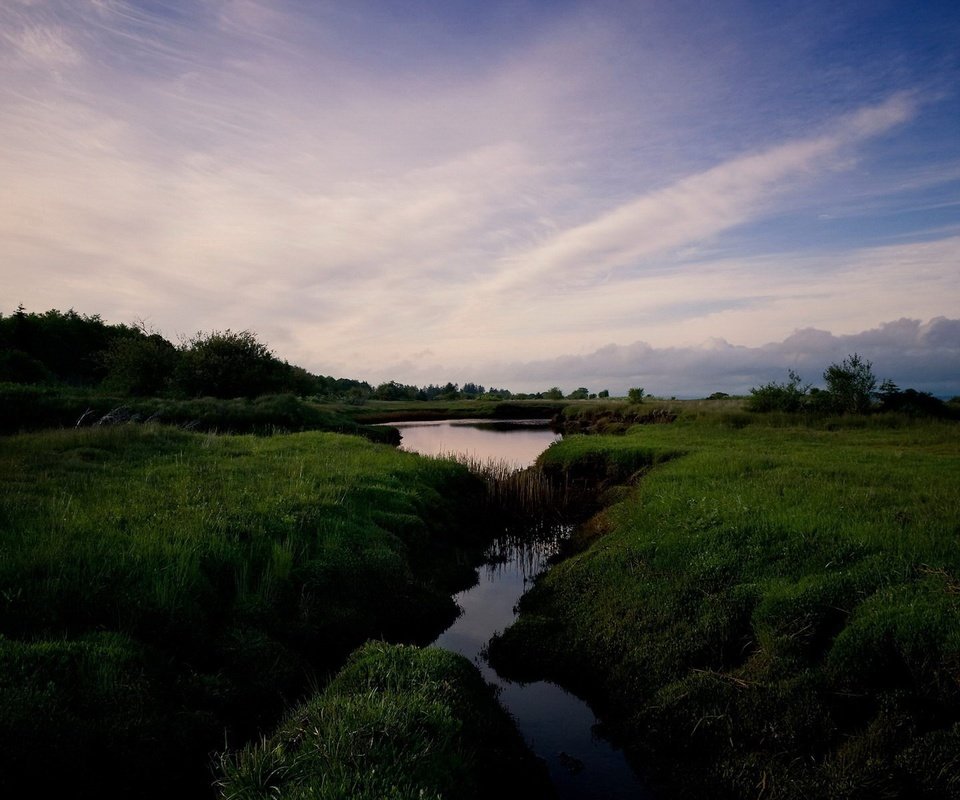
[407,420,653,797]
[392,419,560,469]
[431,537,654,798]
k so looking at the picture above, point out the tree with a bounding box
[566,387,589,400]
[175,329,283,398]
[598,389,610,398]
[543,387,564,400]
[101,329,178,395]
[627,387,645,404]
[373,380,419,401]
[746,369,809,412]
[823,353,876,414]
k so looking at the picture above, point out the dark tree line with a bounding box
[0,307,371,400]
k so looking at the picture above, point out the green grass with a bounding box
[0,383,397,441]
[490,418,960,798]
[0,425,486,798]
[216,641,551,800]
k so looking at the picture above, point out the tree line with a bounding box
[0,307,370,400]
[0,307,582,403]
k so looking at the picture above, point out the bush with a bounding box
[175,330,285,398]
[746,369,808,412]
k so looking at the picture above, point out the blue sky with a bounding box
[2,0,958,395]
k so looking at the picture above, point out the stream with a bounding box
[393,420,654,799]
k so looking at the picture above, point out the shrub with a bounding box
[746,369,809,412]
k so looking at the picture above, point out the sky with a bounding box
[2,0,959,396]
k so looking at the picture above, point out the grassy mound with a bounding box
[217,642,552,799]
[490,419,960,798]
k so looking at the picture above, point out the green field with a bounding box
[491,413,960,798]
[0,425,493,797]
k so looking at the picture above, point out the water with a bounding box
[392,419,653,799]
[393,418,561,469]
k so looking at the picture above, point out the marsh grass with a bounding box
[436,452,563,522]
[215,642,552,800]
[490,419,960,797]
[0,425,488,797]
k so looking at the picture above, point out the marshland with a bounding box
[2,309,959,798]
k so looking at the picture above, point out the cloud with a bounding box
[485,317,960,398]
[466,93,918,301]
[0,2,957,392]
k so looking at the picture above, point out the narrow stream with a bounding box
[393,420,654,799]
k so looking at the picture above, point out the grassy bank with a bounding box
[336,398,569,424]
[218,641,552,799]
[0,425,487,797]
[0,383,397,441]
[490,415,960,798]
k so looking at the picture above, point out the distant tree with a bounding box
[823,353,876,414]
[708,392,730,400]
[598,389,610,399]
[175,329,283,398]
[566,387,589,400]
[101,326,178,395]
[627,387,645,404]
[437,382,460,400]
[746,369,809,412]
[373,380,419,401]
[543,387,564,400]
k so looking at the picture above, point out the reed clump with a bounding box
[434,452,566,523]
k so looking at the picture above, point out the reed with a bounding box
[433,452,566,523]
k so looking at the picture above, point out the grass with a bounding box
[0,424,488,798]
[216,641,552,800]
[489,415,960,798]
[0,383,397,441]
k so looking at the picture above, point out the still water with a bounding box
[392,419,653,799]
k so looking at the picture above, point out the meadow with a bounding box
[0,424,498,797]
[490,412,960,797]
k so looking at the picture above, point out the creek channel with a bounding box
[392,419,655,799]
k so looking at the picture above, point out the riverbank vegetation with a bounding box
[490,413,960,798]
[0,425,506,797]
[217,641,552,800]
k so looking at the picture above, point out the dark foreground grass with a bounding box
[0,425,486,798]
[217,641,552,800]
[490,417,960,798]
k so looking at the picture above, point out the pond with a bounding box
[391,419,654,799]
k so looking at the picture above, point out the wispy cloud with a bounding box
[1,2,958,391]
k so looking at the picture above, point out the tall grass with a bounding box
[215,642,551,800]
[0,425,488,798]
[439,452,563,521]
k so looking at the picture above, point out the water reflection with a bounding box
[434,532,652,800]
[392,419,560,469]
[398,419,652,799]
